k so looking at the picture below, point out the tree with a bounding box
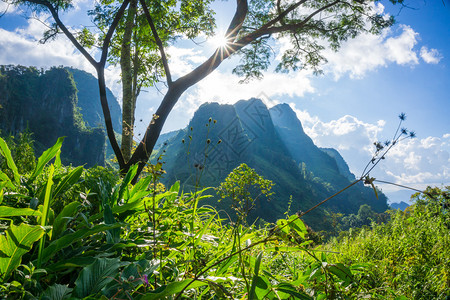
[5,0,402,181]
[89,0,215,162]
[217,163,274,223]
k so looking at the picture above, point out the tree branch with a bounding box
[140,0,172,87]
[126,0,249,179]
[26,0,98,67]
[27,0,130,168]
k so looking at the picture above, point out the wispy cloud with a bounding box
[420,46,443,64]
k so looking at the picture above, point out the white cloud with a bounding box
[420,46,442,64]
[379,134,450,187]
[290,107,449,194]
[0,18,97,73]
[324,25,420,79]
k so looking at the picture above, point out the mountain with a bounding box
[0,65,121,166]
[67,68,122,132]
[155,99,389,230]
[320,148,355,181]
[390,201,410,211]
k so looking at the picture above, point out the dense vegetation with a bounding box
[1,136,448,299]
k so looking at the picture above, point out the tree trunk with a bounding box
[120,0,137,163]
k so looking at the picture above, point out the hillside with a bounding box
[155,99,389,230]
[0,65,122,166]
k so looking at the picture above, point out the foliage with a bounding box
[328,186,450,299]
[217,163,274,223]
[0,130,36,174]
[1,137,446,299]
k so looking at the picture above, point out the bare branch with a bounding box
[140,0,172,87]
[26,0,98,67]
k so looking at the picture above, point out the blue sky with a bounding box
[0,0,448,203]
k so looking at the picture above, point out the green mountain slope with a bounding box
[156,99,389,230]
[0,65,121,166]
[67,68,122,132]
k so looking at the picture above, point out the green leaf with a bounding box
[73,258,125,298]
[275,283,312,300]
[52,201,81,240]
[45,257,96,273]
[0,206,42,217]
[327,263,353,285]
[41,284,72,300]
[0,172,15,190]
[112,164,138,206]
[0,137,20,184]
[28,137,64,183]
[38,164,55,267]
[141,279,208,300]
[40,223,123,264]
[0,223,45,282]
[288,215,307,238]
[103,204,120,244]
[249,251,264,300]
[52,166,83,201]
[54,149,62,169]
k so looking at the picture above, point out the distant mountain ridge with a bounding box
[155,99,388,230]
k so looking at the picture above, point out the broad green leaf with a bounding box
[54,149,62,169]
[45,257,96,272]
[129,175,152,201]
[103,204,120,244]
[88,192,173,222]
[275,283,312,300]
[112,164,138,206]
[52,166,83,202]
[0,223,45,282]
[288,215,307,238]
[277,219,289,234]
[41,283,72,300]
[141,279,208,300]
[37,164,55,267]
[327,263,353,285]
[254,276,271,299]
[0,171,16,190]
[52,201,81,240]
[0,206,42,217]
[249,251,264,300]
[40,223,123,264]
[73,258,125,298]
[0,137,20,184]
[28,137,64,183]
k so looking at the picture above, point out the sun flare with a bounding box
[209,34,229,48]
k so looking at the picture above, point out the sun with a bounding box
[209,33,229,48]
